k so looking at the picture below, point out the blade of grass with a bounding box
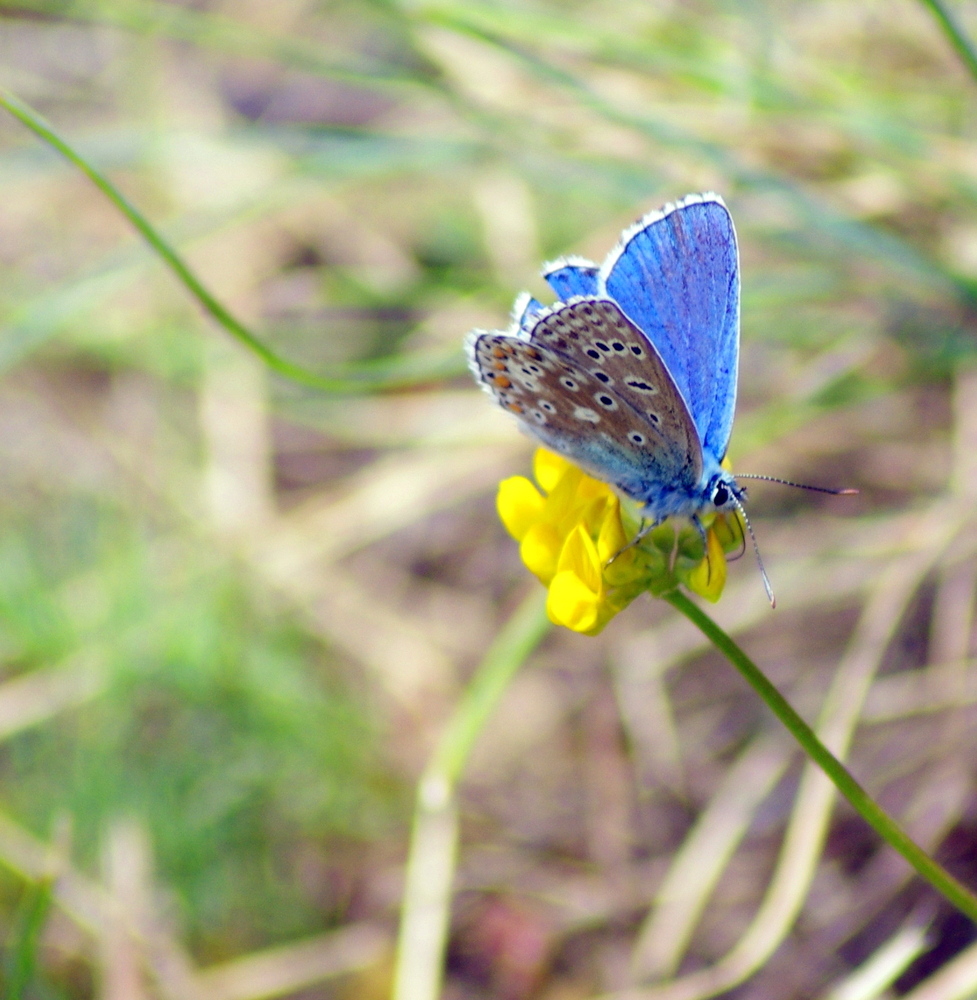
[0,88,462,392]
[3,877,54,1000]
[919,0,977,86]
[392,589,550,1000]
[417,8,977,303]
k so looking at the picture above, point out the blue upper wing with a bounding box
[511,291,545,335]
[542,255,599,300]
[599,193,739,462]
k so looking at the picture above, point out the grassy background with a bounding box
[1,0,977,997]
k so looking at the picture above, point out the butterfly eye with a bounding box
[713,482,730,507]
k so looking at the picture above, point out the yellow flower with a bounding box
[547,525,605,634]
[684,518,727,602]
[497,449,743,633]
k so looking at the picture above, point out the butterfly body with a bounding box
[466,193,744,527]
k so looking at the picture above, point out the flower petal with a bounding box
[520,522,563,583]
[534,449,573,494]
[596,500,629,564]
[547,569,601,633]
[687,526,727,603]
[497,476,545,540]
[713,510,745,554]
[557,524,603,595]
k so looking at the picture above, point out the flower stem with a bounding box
[666,589,977,924]
[392,590,550,1000]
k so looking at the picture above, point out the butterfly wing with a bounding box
[542,255,600,299]
[599,193,739,462]
[512,291,544,334]
[467,298,702,505]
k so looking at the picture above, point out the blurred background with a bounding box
[1,0,977,997]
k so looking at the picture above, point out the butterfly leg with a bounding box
[633,516,654,545]
[606,516,656,565]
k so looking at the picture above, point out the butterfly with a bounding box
[466,191,745,529]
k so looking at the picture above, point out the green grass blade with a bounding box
[419,9,977,302]
[919,0,977,86]
[0,88,457,392]
[3,878,53,1000]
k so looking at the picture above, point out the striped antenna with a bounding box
[735,474,858,496]
[731,495,775,608]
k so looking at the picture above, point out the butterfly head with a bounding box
[708,470,745,515]
[704,468,775,607]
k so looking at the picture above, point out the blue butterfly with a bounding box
[466,192,744,532]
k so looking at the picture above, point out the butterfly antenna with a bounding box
[732,496,775,608]
[735,474,858,496]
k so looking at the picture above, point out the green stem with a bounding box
[666,589,977,924]
[919,0,977,86]
[392,589,550,1000]
[430,591,552,785]
[0,88,458,392]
